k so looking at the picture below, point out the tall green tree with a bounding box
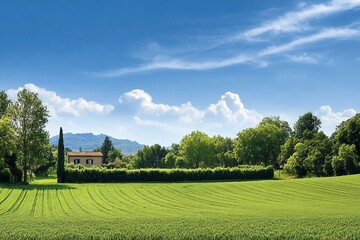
[0,91,11,117]
[234,123,284,167]
[101,136,114,164]
[57,127,65,183]
[293,112,321,139]
[179,131,216,168]
[334,114,360,156]
[8,89,49,184]
[0,117,15,160]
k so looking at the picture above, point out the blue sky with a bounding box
[1,0,360,146]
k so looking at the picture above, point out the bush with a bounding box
[63,166,274,183]
[0,168,11,183]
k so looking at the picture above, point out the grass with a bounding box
[0,174,359,239]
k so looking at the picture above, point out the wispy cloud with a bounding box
[89,0,360,77]
[90,55,252,77]
[242,0,360,39]
[259,27,360,56]
[287,53,321,64]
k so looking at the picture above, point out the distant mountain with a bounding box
[50,133,144,155]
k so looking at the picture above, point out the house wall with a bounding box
[68,156,102,167]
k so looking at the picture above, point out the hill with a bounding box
[0,174,359,239]
[50,133,144,154]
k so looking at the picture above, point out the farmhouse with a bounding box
[68,152,103,167]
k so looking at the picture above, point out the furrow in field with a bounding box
[67,188,91,215]
[30,190,39,217]
[162,185,232,210]
[100,187,133,214]
[0,189,13,206]
[84,187,114,215]
[4,189,28,215]
[137,186,188,214]
[55,189,67,216]
[93,187,131,215]
[150,186,201,209]
[238,184,285,203]
[196,184,254,205]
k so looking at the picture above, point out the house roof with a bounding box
[67,152,103,157]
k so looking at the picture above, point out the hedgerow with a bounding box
[63,166,274,183]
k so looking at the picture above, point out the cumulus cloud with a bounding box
[6,83,114,117]
[119,89,262,130]
[316,105,357,134]
[120,89,204,123]
[207,92,262,125]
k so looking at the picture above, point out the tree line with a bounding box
[1,87,360,184]
[116,113,360,178]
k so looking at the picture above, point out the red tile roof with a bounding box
[67,152,103,157]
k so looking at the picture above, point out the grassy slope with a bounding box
[0,175,359,239]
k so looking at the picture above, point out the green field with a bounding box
[0,175,359,239]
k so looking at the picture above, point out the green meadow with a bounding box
[0,175,359,239]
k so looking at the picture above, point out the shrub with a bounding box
[63,166,274,183]
[0,168,11,183]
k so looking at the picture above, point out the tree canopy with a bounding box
[8,89,49,184]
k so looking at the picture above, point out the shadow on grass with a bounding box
[0,183,76,190]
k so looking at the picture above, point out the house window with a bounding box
[74,159,80,164]
[86,159,93,165]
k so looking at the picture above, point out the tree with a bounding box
[0,91,11,117]
[293,112,321,139]
[179,131,216,168]
[278,137,297,167]
[8,89,49,184]
[108,147,122,162]
[164,152,176,168]
[101,136,114,164]
[259,116,292,142]
[234,123,284,167]
[0,117,15,160]
[57,127,65,183]
[212,135,236,167]
[336,144,359,175]
[334,114,360,156]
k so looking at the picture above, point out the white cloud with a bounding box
[119,89,262,134]
[287,52,321,64]
[260,27,360,56]
[207,92,262,125]
[316,105,357,134]
[6,83,114,117]
[89,55,251,77]
[243,0,360,39]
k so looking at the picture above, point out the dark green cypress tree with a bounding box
[57,127,65,183]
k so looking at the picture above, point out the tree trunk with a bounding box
[23,163,28,185]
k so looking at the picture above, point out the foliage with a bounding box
[63,166,274,183]
[101,136,114,164]
[284,132,332,177]
[133,144,168,168]
[278,136,296,166]
[108,147,122,162]
[8,89,49,184]
[234,122,284,167]
[332,144,359,175]
[0,117,15,160]
[0,91,11,117]
[57,127,65,183]
[334,113,360,156]
[212,135,236,167]
[179,131,216,168]
[0,174,360,239]
[293,112,321,139]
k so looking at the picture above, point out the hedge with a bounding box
[63,166,274,183]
